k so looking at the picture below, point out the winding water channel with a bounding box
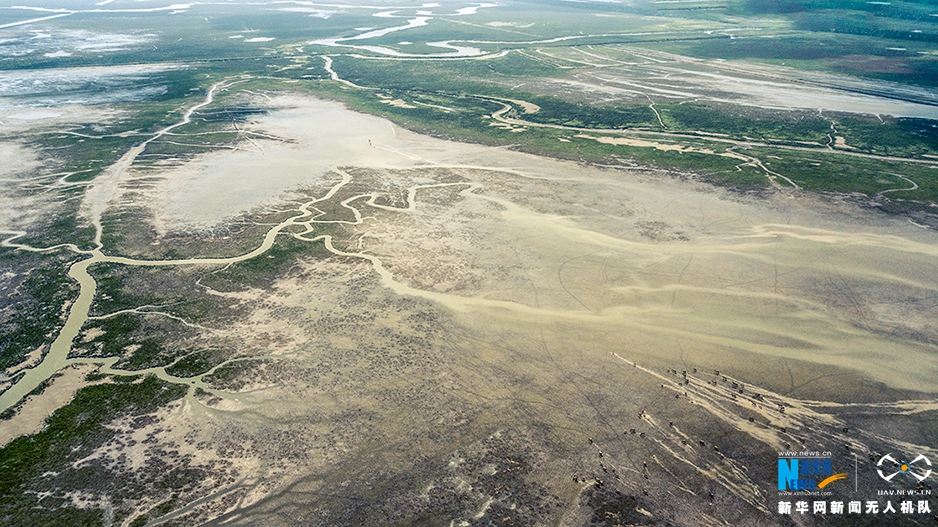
[0,115,548,415]
[0,82,310,413]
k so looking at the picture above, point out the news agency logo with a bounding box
[877,454,932,483]
[778,456,847,491]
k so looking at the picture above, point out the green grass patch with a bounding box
[749,146,938,202]
[836,116,938,158]
[658,103,831,144]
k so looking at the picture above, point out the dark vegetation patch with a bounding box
[70,309,219,374]
[582,485,657,526]
[0,250,80,371]
[823,54,938,88]
[794,10,938,44]
[737,0,938,19]
[164,346,231,378]
[653,33,889,62]
[201,233,336,291]
[87,262,226,321]
[658,103,831,144]
[70,263,239,372]
[99,206,295,261]
[838,115,938,158]
[202,358,273,392]
[523,98,659,129]
[683,0,938,87]
[0,376,189,526]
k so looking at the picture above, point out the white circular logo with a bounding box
[877,453,932,482]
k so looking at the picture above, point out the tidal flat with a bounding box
[3,0,938,523]
[3,92,934,525]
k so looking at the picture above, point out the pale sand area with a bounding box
[131,95,938,394]
[0,142,41,179]
[155,96,417,230]
[0,364,97,445]
[0,142,59,231]
[0,105,123,135]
